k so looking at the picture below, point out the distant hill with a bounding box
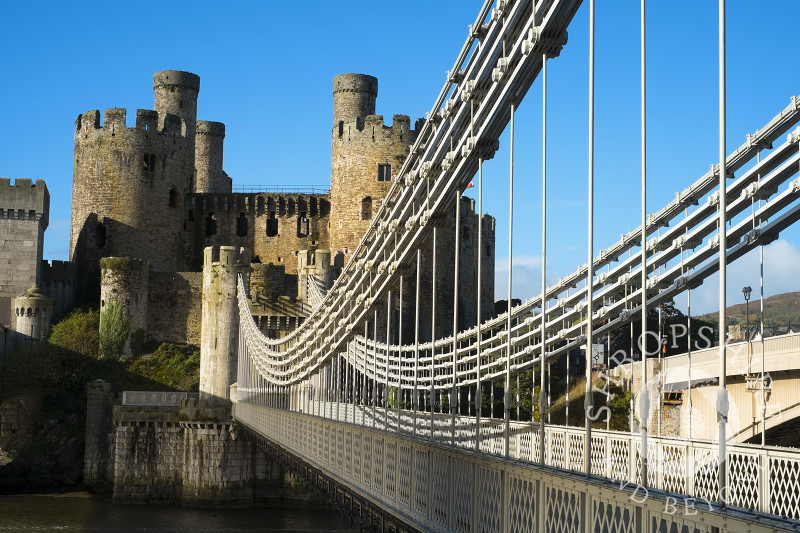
[699,291,800,329]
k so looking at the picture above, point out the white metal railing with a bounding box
[234,400,800,532]
[121,391,199,406]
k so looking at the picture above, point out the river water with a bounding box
[0,494,361,532]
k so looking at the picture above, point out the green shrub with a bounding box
[99,302,129,359]
[48,308,100,360]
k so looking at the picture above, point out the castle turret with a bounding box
[200,246,251,403]
[195,120,230,193]
[14,286,54,349]
[333,74,377,128]
[100,257,149,359]
[330,74,419,264]
[153,70,200,147]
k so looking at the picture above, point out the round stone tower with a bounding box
[99,257,149,359]
[200,246,251,403]
[332,73,377,128]
[195,120,230,193]
[14,286,54,348]
[153,70,200,146]
[330,74,418,264]
[71,71,199,296]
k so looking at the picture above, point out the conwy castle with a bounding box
[0,70,495,505]
[2,69,495,370]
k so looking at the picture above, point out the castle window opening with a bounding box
[485,244,492,256]
[297,213,309,238]
[143,154,156,173]
[17,209,23,219]
[28,210,35,220]
[205,212,217,237]
[236,212,248,237]
[288,199,295,217]
[188,209,194,222]
[168,188,179,208]
[378,164,391,182]
[462,226,470,241]
[310,197,317,216]
[361,196,372,221]
[266,212,278,237]
[96,223,107,248]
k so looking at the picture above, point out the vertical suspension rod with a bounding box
[585,0,595,478]
[717,0,728,508]
[540,50,548,465]
[452,195,462,446]
[504,103,515,459]
[640,0,650,488]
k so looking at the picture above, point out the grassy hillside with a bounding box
[0,308,199,473]
[699,291,800,329]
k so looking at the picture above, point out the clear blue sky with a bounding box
[2,1,799,315]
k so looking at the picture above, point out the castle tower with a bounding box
[200,246,251,403]
[13,286,54,349]
[100,257,149,359]
[0,178,49,326]
[153,70,200,149]
[194,121,231,193]
[71,71,199,297]
[330,74,419,264]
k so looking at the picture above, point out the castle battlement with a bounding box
[41,259,77,283]
[75,108,184,139]
[0,178,49,225]
[189,192,330,218]
[203,246,251,268]
[336,114,422,143]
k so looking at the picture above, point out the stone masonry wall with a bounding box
[0,178,49,325]
[84,380,114,488]
[183,193,329,274]
[147,271,202,345]
[92,393,284,508]
[112,407,184,505]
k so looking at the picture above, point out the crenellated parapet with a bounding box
[183,192,331,272]
[0,177,50,230]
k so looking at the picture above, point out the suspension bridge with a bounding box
[225,0,800,530]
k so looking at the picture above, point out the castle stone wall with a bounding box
[183,193,330,274]
[147,271,202,345]
[0,178,49,325]
[41,259,77,319]
[84,380,114,488]
[71,107,191,295]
